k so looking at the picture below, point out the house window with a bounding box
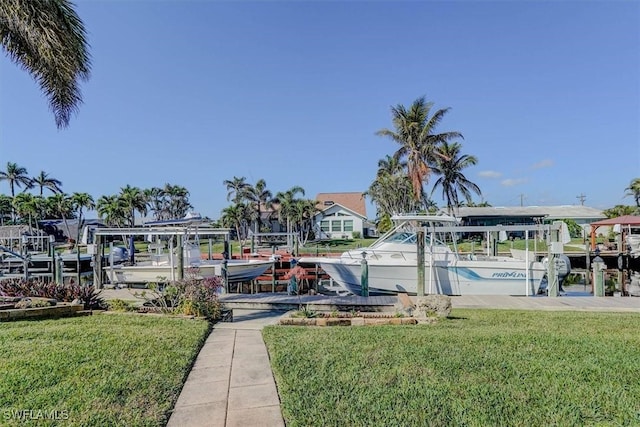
[331,220,341,232]
[343,220,353,232]
[320,221,330,232]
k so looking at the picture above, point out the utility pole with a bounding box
[519,194,526,207]
[577,193,586,206]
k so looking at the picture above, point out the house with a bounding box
[313,192,376,239]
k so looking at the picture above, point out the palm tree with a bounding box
[48,193,74,242]
[96,195,127,227]
[163,183,192,219]
[220,203,251,244]
[0,194,12,225]
[430,141,482,214]
[273,186,305,248]
[0,0,91,128]
[0,162,32,197]
[624,178,640,207]
[366,155,425,218]
[223,176,250,204]
[376,96,462,202]
[118,185,147,227]
[246,179,273,235]
[70,192,94,283]
[12,192,38,231]
[32,171,62,195]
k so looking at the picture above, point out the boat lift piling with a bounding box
[417,228,425,297]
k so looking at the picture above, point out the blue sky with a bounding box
[1,0,638,220]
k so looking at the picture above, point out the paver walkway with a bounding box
[166,309,285,427]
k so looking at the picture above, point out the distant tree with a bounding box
[163,183,192,219]
[48,193,74,241]
[366,156,424,218]
[223,176,250,204]
[430,141,481,214]
[0,162,32,197]
[12,192,38,231]
[245,179,273,235]
[32,171,62,195]
[220,203,251,244]
[0,194,12,225]
[624,178,640,207]
[603,205,637,219]
[376,96,462,203]
[273,186,305,246]
[118,185,147,227]
[96,195,127,227]
[0,0,91,128]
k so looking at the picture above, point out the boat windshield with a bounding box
[383,231,446,247]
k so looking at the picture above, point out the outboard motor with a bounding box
[541,254,572,293]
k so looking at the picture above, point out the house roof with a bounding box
[315,192,367,217]
[455,206,605,220]
[590,215,640,227]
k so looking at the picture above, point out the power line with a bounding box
[576,193,586,206]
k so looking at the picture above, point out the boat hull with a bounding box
[300,257,546,296]
[105,259,273,284]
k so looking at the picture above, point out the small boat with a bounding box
[104,242,273,285]
[298,214,548,296]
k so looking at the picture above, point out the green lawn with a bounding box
[263,309,640,427]
[0,314,211,426]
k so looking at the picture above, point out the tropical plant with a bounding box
[273,186,306,247]
[0,0,91,128]
[430,141,481,214]
[603,205,637,219]
[31,171,62,195]
[96,195,127,227]
[366,156,425,218]
[0,163,32,220]
[624,178,640,207]
[0,194,13,225]
[12,192,40,232]
[376,96,463,202]
[220,203,251,244]
[118,185,147,227]
[223,176,250,204]
[48,193,74,240]
[245,179,273,235]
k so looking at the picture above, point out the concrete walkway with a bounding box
[166,309,286,427]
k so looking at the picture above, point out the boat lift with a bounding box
[415,221,568,297]
[92,225,232,289]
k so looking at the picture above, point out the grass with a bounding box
[263,309,640,427]
[0,314,211,426]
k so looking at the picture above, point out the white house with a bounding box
[313,192,375,239]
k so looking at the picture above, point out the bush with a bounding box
[0,278,106,310]
[134,268,224,320]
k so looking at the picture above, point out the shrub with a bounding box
[0,278,105,310]
[107,299,136,312]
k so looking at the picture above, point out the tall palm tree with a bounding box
[163,183,192,219]
[430,141,482,214]
[376,96,462,202]
[0,0,91,128]
[32,170,62,195]
[223,176,250,204]
[0,162,32,197]
[624,178,640,207]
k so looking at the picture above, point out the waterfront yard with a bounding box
[264,309,640,426]
[0,314,210,426]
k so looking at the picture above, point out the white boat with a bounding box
[298,214,547,296]
[104,242,273,285]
